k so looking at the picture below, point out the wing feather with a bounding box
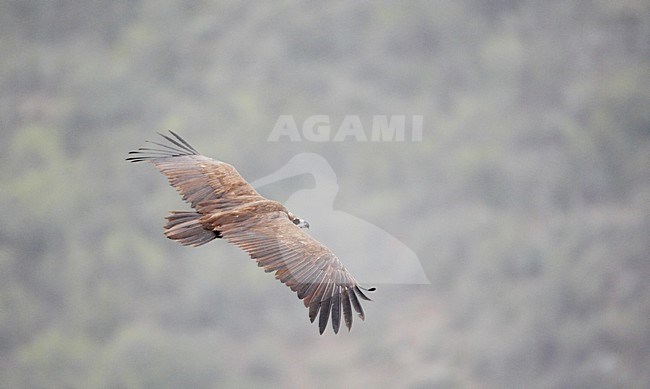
[331,286,341,334]
[309,297,321,323]
[318,282,334,334]
[341,288,353,331]
[349,286,365,320]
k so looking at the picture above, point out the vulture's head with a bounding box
[288,212,310,229]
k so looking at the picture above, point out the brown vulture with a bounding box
[127,131,373,334]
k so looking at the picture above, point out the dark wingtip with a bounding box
[126,131,199,162]
[161,130,199,155]
[355,285,375,301]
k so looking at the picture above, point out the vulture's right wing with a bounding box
[127,131,265,212]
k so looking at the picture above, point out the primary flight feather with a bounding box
[127,131,373,334]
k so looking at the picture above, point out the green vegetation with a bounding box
[1,1,648,387]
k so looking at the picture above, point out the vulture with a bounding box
[127,131,373,334]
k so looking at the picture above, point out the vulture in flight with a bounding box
[127,131,373,334]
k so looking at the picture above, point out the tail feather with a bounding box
[164,211,219,247]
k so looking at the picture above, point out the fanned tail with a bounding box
[164,211,220,247]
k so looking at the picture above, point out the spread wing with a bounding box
[126,131,266,212]
[215,212,372,334]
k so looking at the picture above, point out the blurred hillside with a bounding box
[1,1,649,387]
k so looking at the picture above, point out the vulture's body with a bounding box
[127,131,372,334]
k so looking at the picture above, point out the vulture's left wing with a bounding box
[214,212,372,334]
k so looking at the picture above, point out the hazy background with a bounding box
[2,1,649,387]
